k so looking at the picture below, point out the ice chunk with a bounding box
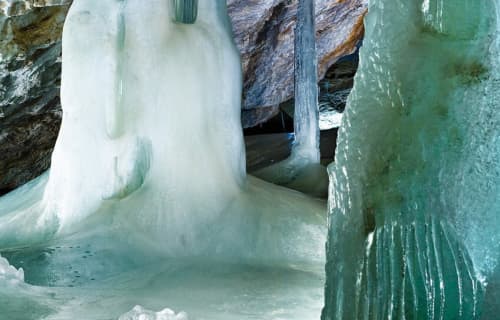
[119,306,188,320]
[0,254,24,284]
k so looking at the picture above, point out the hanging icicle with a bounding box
[293,0,320,164]
[171,0,199,24]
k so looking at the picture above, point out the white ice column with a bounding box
[293,0,320,164]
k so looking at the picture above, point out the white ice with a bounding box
[0,0,327,319]
[119,305,188,320]
[0,254,24,284]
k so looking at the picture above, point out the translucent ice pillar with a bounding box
[293,0,320,163]
[323,0,500,319]
[251,0,326,197]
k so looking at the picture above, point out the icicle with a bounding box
[293,0,320,164]
[171,0,198,24]
[252,0,327,197]
[106,0,127,139]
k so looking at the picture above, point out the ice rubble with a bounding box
[119,305,188,320]
[323,0,500,319]
[0,254,24,284]
[0,0,326,319]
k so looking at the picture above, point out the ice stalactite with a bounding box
[323,0,500,319]
[253,0,327,197]
[293,0,320,164]
[171,0,198,24]
[106,0,127,139]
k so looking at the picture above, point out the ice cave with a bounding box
[0,0,498,319]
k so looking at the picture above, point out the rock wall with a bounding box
[0,0,366,192]
[230,0,366,126]
[0,1,70,193]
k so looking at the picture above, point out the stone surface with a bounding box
[0,0,366,192]
[229,0,367,126]
[0,2,70,193]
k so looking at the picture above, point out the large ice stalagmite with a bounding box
[0,0,325,269]
[323,0,500,319]
[44,0,245,232]
[0,0,326,318]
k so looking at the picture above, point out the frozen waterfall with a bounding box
[0,0,326,319]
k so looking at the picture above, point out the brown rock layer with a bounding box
[0,3,70,192]
[229,0,367,125]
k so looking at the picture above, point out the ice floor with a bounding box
[1,248,324,320]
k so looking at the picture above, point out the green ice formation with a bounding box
[323,0,500,319]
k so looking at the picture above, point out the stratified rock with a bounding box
[0,1,70,193]
[0,0,366,192]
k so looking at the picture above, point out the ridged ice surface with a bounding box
[0,0,326,318]
[323,0,500,319]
